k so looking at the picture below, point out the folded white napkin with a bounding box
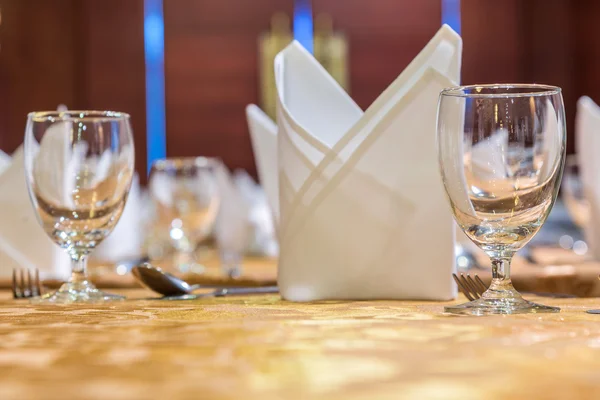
[232,169,278,257]
[246,105,279,224]
[274,25,461,301]
[214,165,252,257]
[576,96,600,259]
[0,150,11,175]
[92,173,144,262]
[0,146,70,279]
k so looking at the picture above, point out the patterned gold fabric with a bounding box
[0,290,599,399]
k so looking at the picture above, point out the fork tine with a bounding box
[453,273,474,301]
[27,269,35,297]
[458,274,476,299]
[35,269,41,296]
[19,269,27,298]
[474,275,488,293]
[460,274,481,299]
[11,269,18,299]
[452,274,470,299]
[466,275,484,297]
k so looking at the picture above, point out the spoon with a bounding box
[131,263,278,297]
[161,286,280,301]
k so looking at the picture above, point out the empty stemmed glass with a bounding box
[24,111,135,303]
[148,158,221,273]
[437,84,566,315]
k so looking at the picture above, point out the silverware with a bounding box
[453,273,576,300]
[452,273,487,301]
[161,286,280,301]
[132,263,212,296]
[12,269,42,299]
[131,262,279,298]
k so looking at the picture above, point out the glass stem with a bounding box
[491,257,510,281]
[486,256,519,297]
[70,255,89,284]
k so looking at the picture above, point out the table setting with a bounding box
[3,23,600,399]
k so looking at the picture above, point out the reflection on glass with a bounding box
[24,111,135,303]
[148,157,220,273]
[438,84,566,315]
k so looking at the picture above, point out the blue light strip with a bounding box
[144,0,166,174]
[293,0,314,54]
[442,0,461,35]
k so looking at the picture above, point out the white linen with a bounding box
[576,96,600,259]
[275,25,462,301]
[0,146,70,279]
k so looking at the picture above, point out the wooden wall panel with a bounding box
[2,0,600,176]
[0,0,147,176]
[523,0,576,153]
[164,0,294,174]
[0,0,79,151]
[79,0,148,178]
[164,0,442,174]
[461,0,527,85]
[313,0,442,109]
[462,0,577,152]
[574,0,600,151]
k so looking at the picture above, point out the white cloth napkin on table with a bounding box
[274,25,462,301]
[0,150,11,175]
[92,173,144,263]
[0,146,70,279]
[232,169,278,256]
[214,165,252,257]
[576,96,600,259]
[246,105,279,224]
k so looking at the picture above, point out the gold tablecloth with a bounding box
[1,291,600,399]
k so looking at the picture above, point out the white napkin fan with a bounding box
[275,25,462,301]
[93,173,144,263]
[247,104,279,223]
[576,96,600,259]
[0,146,70,279]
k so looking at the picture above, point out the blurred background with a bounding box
[0,0,596,181]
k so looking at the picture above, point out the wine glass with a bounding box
[24,111,135,303]
[562,154,590,228]
[148,157,221,273]
[437,84,566,315]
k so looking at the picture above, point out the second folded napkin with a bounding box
[0,147,70,279]
[247,104,279,224]
[576,96,600,259]
[274,25,462,301]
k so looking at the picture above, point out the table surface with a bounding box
[2,290,600,400]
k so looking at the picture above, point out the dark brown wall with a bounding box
[462,0,578,153]
[163,0,294,174]
[0,0,79,151]
[0,0,147,175]
[2,0,600,176]
[313,0,442,109]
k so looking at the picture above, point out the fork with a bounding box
[453,273,576,300]
[452,273,488,301]
[12,269,42,299]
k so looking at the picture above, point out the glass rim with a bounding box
[150,156,221,172]
[28,110,130,122]
[440,84,562,98]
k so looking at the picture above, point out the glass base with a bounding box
[445,296,560,315]
[31,281,125,304]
